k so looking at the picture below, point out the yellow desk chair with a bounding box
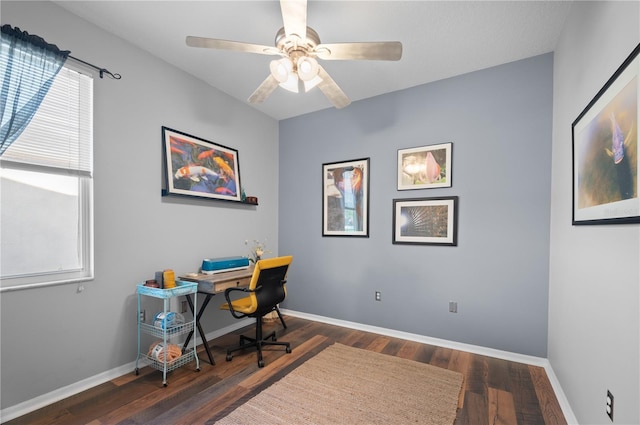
[220,255,292,367]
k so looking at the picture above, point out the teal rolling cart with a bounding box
[135,281,200,386]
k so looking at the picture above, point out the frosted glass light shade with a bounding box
[270,58,293,83]
[297,56,319,82]
[279,72,299,93]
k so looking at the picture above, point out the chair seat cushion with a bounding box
[220,296,254,314]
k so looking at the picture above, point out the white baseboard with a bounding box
[1,313,578,424]
[0,319,252,423]
[281,309,579,424]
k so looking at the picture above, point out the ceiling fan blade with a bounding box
[315,42,402,61]
[186,36,280,56]
[248,74,280,104]
[280,0,307,40]
[317,65,351,109]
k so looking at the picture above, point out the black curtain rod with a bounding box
[1,25,121,79]
[68,55,121,79]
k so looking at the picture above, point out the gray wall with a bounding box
[549,2,640,424]
[279,53,553,357]
[1,1,279,409]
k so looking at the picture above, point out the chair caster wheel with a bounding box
[196,368,201,372]
[163,383,168,387]
[258,360,265,368]
[226,354,233,361]
[135,368,139,375]
[286,347,292,353]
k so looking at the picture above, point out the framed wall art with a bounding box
[572,43,639,224]
[322,158,370,237]
[398,142,452,190]
[162,126,242,202]
[392,196,458,246]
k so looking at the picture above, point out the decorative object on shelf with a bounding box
[153,311,185,330]
[154,271,164,288]
[246,239,269,263]
[148,341,182,364]
[245,196,258,204]
[392,196,458,246]
[572,43,640,225]
[162,269,176,289]
[398,142,452,190]
[322,158,370,237]
[161,126,242,203]
[144,279,159,288]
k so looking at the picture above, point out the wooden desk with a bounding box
[179,267,253,364]
[181,267,254,294]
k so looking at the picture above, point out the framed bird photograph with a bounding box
[162,126,242,202]
[572,43,640,225]
[322,158,370,237]
[392,197,458,246]
[397,142,452,190]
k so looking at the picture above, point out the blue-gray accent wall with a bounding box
[279,53,553,357]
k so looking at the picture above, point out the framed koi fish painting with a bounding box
[162,127,242,203]
[397,143,452,190]
[572,43,640,225]
[322,158,370,237]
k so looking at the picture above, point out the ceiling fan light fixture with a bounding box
[270,57,293,83]
[279,72,299,93]
[297,56,319,81]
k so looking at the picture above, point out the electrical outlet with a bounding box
[375,291,382,301]
[606,390,614,421]
[139,309,145,322]
[449,301,458,313]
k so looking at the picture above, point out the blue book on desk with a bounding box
[201,256,250,274]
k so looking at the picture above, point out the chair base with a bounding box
[225,317,291,368]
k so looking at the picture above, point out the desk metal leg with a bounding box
[182,293,216,365]
[275,306,287,329]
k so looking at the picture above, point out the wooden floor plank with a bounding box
[396,339,421,360]
[5,316,566,425]
[529,365,568,425]
[365,335,391,352]
[447,350,473,410]
[431,346,453,368]
[488,387,518,425]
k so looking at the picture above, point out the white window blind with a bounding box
[0,65,94,291]
[1,67,93,175]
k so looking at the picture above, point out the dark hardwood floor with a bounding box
[6,316,567,424]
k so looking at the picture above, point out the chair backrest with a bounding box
[247,256,292,316]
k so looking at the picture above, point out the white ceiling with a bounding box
[53,1,572,121]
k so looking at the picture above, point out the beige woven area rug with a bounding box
[215,343,463,424]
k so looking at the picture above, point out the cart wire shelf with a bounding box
[142,349,197,373]
[140,321,193,339]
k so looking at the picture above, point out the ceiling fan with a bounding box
[186,0,402,109]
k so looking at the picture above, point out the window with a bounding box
[0,66,94,291]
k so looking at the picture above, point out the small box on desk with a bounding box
[201,256,249,274]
